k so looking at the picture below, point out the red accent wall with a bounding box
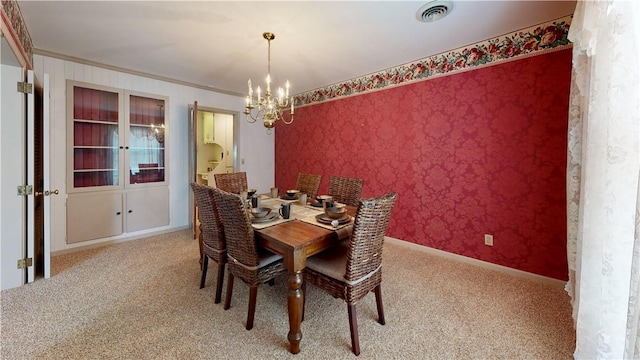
[275,49,572,280]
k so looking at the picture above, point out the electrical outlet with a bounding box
[484,234,494,246]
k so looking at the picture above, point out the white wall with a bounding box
[32,54,275,252]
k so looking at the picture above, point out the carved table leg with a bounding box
[287,271,303,354]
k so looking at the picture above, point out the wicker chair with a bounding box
[303,192,397,355]
[214,172,248,194]
[190,183,227,304]
[328,176,364,206]
[211,187,286,330]
[296,173,322,199]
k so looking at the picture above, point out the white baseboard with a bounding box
[385,236,567,288]
[51,226,191,257]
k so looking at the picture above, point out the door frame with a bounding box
[187,103,239,232]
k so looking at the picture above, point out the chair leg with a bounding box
[199,255,209,289]
[224,273,234,310]
[347,304,360,356]
[374,285,385,325]
[301,281,306,322]
[246,286,258,330]
[214,263,225,304]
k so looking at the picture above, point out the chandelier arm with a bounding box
[245,114,258,123]
[245,108,261,123]
[282,113,294,125]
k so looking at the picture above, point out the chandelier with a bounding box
[244,32,294,134]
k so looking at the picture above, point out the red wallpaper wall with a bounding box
[275,49,572,280]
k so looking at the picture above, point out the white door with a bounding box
[42,73,52,279]
[189,101,198,237]
[26,69,35,283]
[0,37,27,290]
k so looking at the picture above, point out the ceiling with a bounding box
[17,1,576,97]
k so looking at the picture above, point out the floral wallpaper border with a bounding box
[1,0,33,67]
[296,15,572,107]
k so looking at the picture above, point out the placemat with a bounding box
[298,213,354,231]
[250,216,294,230]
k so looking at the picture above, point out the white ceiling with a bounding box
[18,1,576,96]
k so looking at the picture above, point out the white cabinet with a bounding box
[66,81,170,243]
[125,187,170,232]
[66,187,169,243]
[67,192,123,244]
[212,113,234,167]
[203,114,214,144]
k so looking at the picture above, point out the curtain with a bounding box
[566,0,640,359]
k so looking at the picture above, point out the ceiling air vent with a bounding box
[416,1,453,23]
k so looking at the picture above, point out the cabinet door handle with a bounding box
[128,210,133,213]
[119,146,124,149]
[116,212,121,215]
[125,146,129,150]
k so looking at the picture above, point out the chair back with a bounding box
[296,173,322,199]
[190,183,225,251]
[214,172,248,194]
[328,176,364,206]
[211,188,260,268]
[345,192,397,282]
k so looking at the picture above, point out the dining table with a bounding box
[250,195,356,354]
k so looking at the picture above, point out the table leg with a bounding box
[287,270,303,354]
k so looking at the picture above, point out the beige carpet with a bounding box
[1,230,575,359]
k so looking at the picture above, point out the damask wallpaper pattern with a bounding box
[275,48,572,280]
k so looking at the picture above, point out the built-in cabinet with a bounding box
[66,81,170,244]
[202,113,233,167]
[214,113,234,169]
[203,115,215,144]
[197,111,234,185]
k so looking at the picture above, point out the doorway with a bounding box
[188,103,239,235]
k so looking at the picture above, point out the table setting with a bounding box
[247,191,354,231]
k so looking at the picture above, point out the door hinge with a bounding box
[17,81,33,94]
[17,185,33,196]
[17,258,33,269]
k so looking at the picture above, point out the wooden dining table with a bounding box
[252,197,355,354]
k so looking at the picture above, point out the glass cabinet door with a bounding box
[70,85,121,189]
[127,94,166,185]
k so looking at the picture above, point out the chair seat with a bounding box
[307,242,382,286]
[257,249,282,268]
[228,249,282,271]
[202,243,226,263]
[306,242,348,282]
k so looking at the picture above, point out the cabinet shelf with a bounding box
[73,146,118,149]
[130,123,163,128]
[73,119,118,125]
[132,167,165,171]
[74,168,118,173]
[129,147,165,150]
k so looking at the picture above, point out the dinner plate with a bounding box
[310,200,323,207]
[280,195,297,201]
[250,212,279,224]
[315,213,350,225]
